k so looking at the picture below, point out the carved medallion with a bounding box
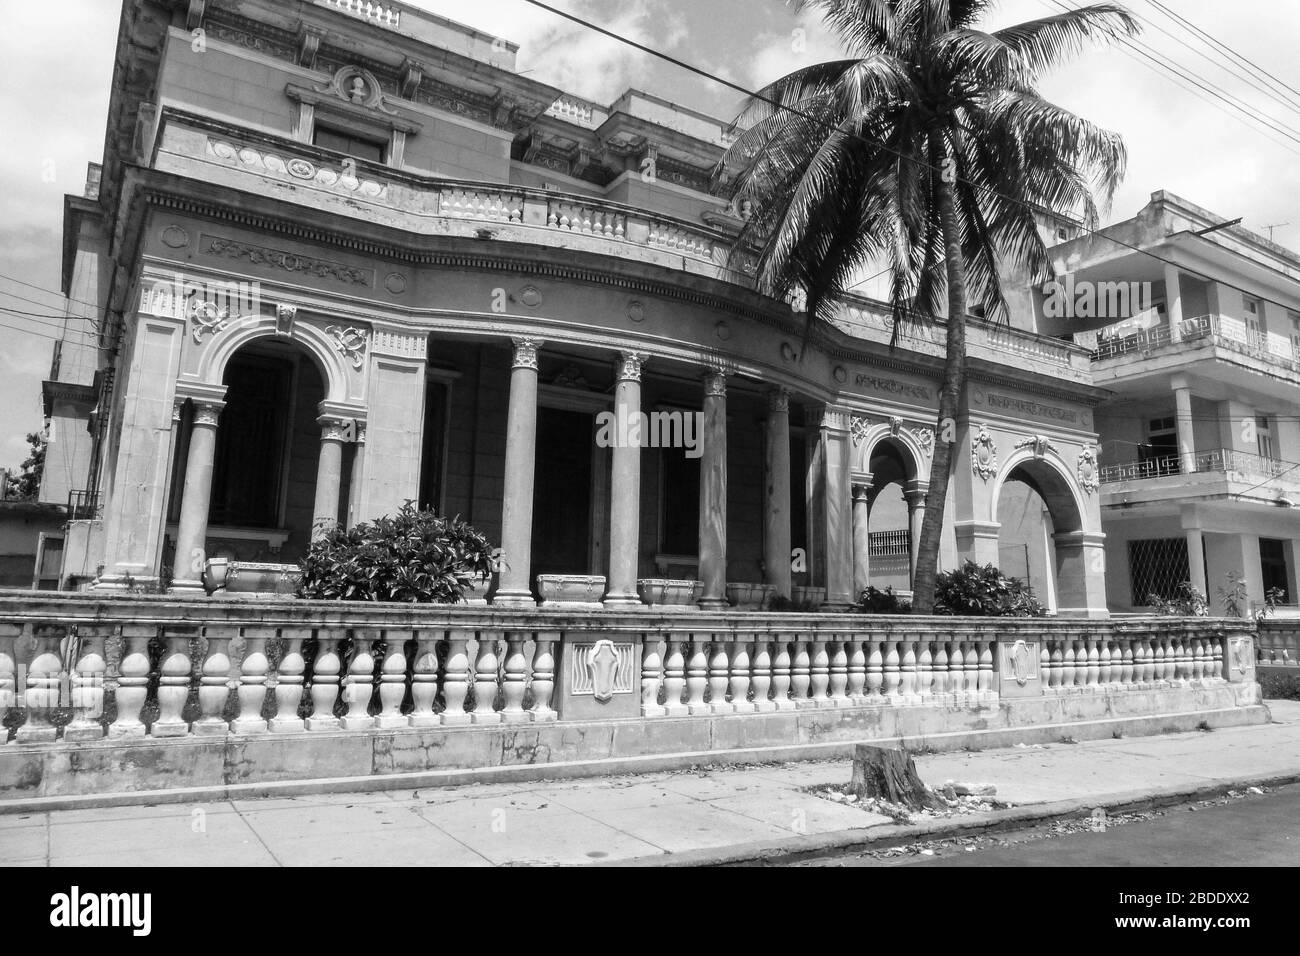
[519,285,543,307]
[1077,446,1100,494]
[915,428,935,458]
[627,300,646,323]
[314,65,397,115]
[385,273,408,295]
[326,325,368,370]
[971,424,998,481]
[850,415,870,447]
[161,225,190,249]
[832,365,848,384]
[188,300,230,344]
[588,640,619,703]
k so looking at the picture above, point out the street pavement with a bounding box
[2,700,1298,867]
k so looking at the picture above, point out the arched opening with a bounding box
[995,459,1086,613]
[168,339,355,567]
[867,438,917,592]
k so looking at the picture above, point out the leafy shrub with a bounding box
[1146,582,1208,617]
[932,560,1046,617]
[858,586,911,614]
[1260,671,1300,701]
[1218,571,1249,618]
[297,503,494,603]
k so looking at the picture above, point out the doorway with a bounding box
[1260,537,1290,603]
[531,406,595,587]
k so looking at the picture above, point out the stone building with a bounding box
[1051,192,1300,613]
[40,0,1109,615]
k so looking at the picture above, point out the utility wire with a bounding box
[0,271,104,314]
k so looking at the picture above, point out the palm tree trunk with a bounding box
[911,153,968,614]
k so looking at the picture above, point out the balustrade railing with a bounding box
[1087,313,1300,375]
[0,597,1244,745]
[1099,447,1295,485]
[1256,623,1300,667]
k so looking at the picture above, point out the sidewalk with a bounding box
[4,700,1298,867]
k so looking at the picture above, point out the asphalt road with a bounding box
[801,784,1300,867]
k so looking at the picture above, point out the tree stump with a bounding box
[849,745,943,810]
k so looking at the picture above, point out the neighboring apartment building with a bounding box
[1047,191,1300,613]
[37,0,1109,614]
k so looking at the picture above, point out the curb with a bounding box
[610,770,1300,867]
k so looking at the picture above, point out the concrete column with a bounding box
[358,327,427,522]
[698,368,729,610]
[170,399,225,593]
[1186,527,1208,597]
[605,351,646,607]
[954,519,1001,566]
[821,408,854,610]
[763,387,792,600]
[1172,375,1196,474]
[905,480,928,589]
[1053,530,1109,618]
[312,417,346,540]
[851,477,872,595]
[1164,263,1184,337]
[495,337,543,607]
[347,425,367,528]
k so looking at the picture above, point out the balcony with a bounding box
[1081,314,1300,378]
[1099,447,1300,502]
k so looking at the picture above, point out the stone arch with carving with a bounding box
[988,447,1089,534]
[195,313,366,406]
[851,419,932,486]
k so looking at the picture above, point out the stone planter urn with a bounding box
[458,575,492,606]
[537,574,607,608]
[637,578,701,609]
[727,582,775,610]
[792,585,827,608]
[226,562,301,596]
[203,557,230,593]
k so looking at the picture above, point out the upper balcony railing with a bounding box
[1099,446,1296,488]
[1082,314,1300,376]
[151,110,1083,377]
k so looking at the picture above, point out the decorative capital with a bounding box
[511,337,542,370]
[192,401,224,428]
[615,351,648,383]
[703,367,727,398]
[326,325,368,370]
[971,424,998,482]
[852,481,872,501]
[319,418,348,443]
[767,387,790,414]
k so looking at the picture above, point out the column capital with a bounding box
[767,386,790,414]
[317,416,350,442]
[703,367,727,398]
[852,480,872,502]
[615,350,648,383]
[511,337,543,370]
[191,400,225,428]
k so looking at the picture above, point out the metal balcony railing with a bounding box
[1085,313,1300,374]
[67,490,101,520]
[1099,447,1296,485]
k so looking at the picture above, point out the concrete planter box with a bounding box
[537,574,606,607]
[727,582,775,609]
[792,586,826,607]
[637,578,701,608]
[226,562,301,596]
[458,576,492,606]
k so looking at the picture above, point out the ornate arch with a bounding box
[989,446,1089,534]
[850,415,932,484]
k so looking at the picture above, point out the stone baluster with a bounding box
[790,639,812,708]
[1046,639,1062,692]
[1118,639,1134,688]
[708,638,733,714]
[1073,639,1089,690]
[1152,638,1168,685]
[194,626,235,736]
[1210,635,1224,681]
[663,638,687,716]
[1174,634,1189,685]
[917,640,934,701]
[1097,640,1111,686]
[154,626,197,738]
[233,627,273,734]
[270,628,309,733]
[306,633,343,731]
[341,630,377,730]
[66,626,110,741]
[440,631,472,725]
[471,632,502,724]
[900,640,919,704]
[686,637,710,715]
[828,638,850,706]
[375,630,412,729]
[846,637,866,703]
[530,633,557,721]
[883,640,902,702]
[17,624,66,743]
[1058,640,1074,691]
[408,629,441,727]
[500,633,530,723]
[978,641,995,702]
[865,640,884,701]
[0,623,18,724]
[966,642,981,702]
[751,638,774,711]
[109,626,154,738]
[809,636,831,707]
[730,638,754,714]
[1191,637,1205,683]
[940,640,957,705]
[1085,638,1100,689]
[771,639,794,711]
[1040,642,1053,692]
[641,637,666,718]
[1130,638,1147,687]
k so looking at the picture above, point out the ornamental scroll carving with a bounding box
[850,415,869,447]
[915,428,935,458]
[971,424,998,482]
[326,326,369,370]
[1014,434,1058,458]
[1077,447,1100,494]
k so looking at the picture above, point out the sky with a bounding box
[2,0,1299,474]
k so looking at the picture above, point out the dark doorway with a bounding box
[211,353,293,528]
[1260,537,1289,602]
[531,406,594,587]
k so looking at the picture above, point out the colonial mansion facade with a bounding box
[39,0,1110,616]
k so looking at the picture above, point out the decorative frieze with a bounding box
[971,424,998,482]
[370,328,427,360]
[326,325,369,370]
[207,138,390,200]
[203,236,374,287]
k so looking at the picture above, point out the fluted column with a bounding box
[606,351,647,607]
[852,476,872,597]
[495,337,543,607]
[763,388,792,600]
[171,399,225,592]
[312,416,347,540]
[698,368,729,609]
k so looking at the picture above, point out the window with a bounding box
[1257,415,1276,461]
[313,124,387,164]
[660,443,700,556]
[1128,538,1191,604]
[1244,295,1262,336]
[1140,416,1178,475]
[1289,310,1300,358]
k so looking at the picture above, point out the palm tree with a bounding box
[720,0,1137,612]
